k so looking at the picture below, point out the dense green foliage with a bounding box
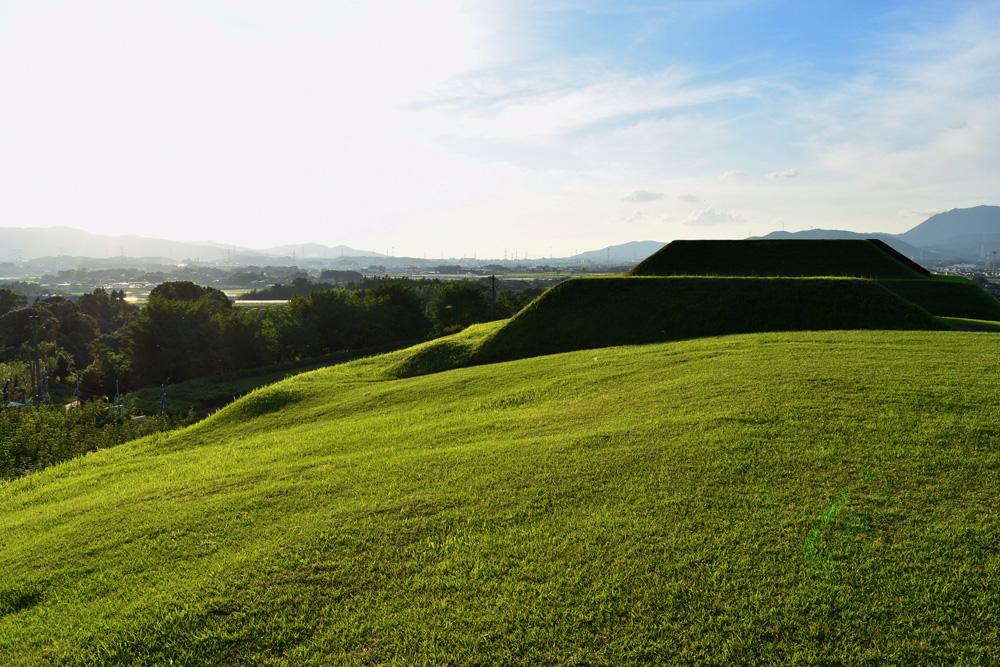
[878,276,1000,319]
[1,330,999,663]
[429,281,492,331]
[2,279,530,398]
[0,290,26,317]
[475,277,945,362]
[0,400,180,480]
[631,239,926,278]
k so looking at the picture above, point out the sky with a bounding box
[1,0,998,257]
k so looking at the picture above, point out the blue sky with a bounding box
[0,0,997,256]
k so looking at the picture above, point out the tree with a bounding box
[429,282,490,332]
[127,283,233,384]
[364,283,430,343]
[149,281,231,309]
[34,297,99,368]
[79,288,136,333]
[80,341,131,398]
[285,289,366,355]
[0,289,26,317]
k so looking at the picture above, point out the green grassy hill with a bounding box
[2,329,1000,664]
[631,239,927,278]
[475,276,944,362]
[878,276,1000,320]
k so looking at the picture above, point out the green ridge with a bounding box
[475,276,944,362]
[878,277,1000,320]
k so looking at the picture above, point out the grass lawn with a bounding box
[2,329,1000,663]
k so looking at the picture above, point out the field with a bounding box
[2,328,1000,663]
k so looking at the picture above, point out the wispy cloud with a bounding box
[767,168,799,180]
[683,207,744,226]
[419,64,757,143]
[621,189,663,202]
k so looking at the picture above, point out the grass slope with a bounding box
[631,239,926,278]
[132,344,408,416]
[878,276,1000,320]
[476,276,944,362]
[940,316,1000,332]
[2,330,1000,663]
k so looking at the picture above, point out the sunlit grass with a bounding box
[2,330,999,663]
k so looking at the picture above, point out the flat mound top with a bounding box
[631,239,929,278]
[2,330,1000,663]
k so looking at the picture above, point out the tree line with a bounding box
[0,278,539,400]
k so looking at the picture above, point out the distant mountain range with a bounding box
[570,240,666,264]
[2,206,998,267]
[0,227,384,262]
[755,206,1000,263]
[582,206,1000,266]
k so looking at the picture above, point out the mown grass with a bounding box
[631,239,926,278]
[2,329,1000,663]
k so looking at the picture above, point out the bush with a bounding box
[0,400,184,480]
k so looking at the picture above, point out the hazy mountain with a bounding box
[571,240,665,264]
[0,227,383,263]
[896,206,1000,260]
[753,206,1000,263]
[0,227,243,262]
[263,243,385,259]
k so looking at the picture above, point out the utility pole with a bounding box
[490,274,497,318]
[29,315,40,403]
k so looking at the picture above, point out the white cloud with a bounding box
[720,170,746,179]
[678,193,700,202]
[683,208,744,226]
[767,168,799,180]
[621,189,663,202]
[421,65,756,143]
[623,210,646,223]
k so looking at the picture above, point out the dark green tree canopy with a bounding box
[430,282,490,332]
[0,289,26,317]
[149,281,231,309]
